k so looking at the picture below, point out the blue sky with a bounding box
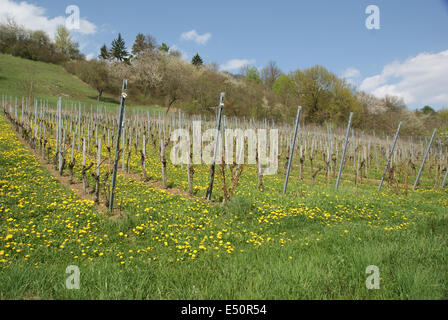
[1,0,448,109]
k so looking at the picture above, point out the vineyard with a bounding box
[0,87,447,299]
[2,88,447,203]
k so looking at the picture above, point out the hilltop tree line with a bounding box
[0,19,84,63]
[1,19,447,136]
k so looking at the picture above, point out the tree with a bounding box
[132,33,158,56]
[30,30,67,63]
[191,53,203,67]
[131,51,163,100]
[54,26,73,55]
[190,69,226,113]
[383,95,406,112]
[69,42,84,60]
[421,105,436,115]
[206,62,219,72]
[159,42,170,54]
[132,33,146,56]
[99,44,110,60]
[110,33,129,61]
[261,61,283,88]
[291,65,337,123]
[0,19,67,64]
[245,67,262,84]
[272,75,296,107]
[79,60,111,101]
[29,30,51,47]
[356,91,386,115]
[168,50,182,58]
[239,64,250,77]
[54,26,82,60]
[159,56,193,113]
[327,80,360,124]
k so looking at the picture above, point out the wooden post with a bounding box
[283,107,301,194]
[206,92,225,201]
[336,113,353,190]
[413,129,437,191]
[378,122,402,191]
[109,80,127,212]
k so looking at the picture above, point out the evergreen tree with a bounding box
[110,33,128,61]
[158,42,170,54]
[191,53,203,67]
[99,44,110,60]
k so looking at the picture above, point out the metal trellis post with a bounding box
[283,106,302,194]
[413,129,437,191]
[206,92,225,201]
[109,80,127,212]
[336,112,354,190]
[378,122,402,191]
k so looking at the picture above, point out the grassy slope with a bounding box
[0,113,447,299]
[0,54,165,112]
[0,54,112,106]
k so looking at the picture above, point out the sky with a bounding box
[0,0,448,110]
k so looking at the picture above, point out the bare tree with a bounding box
[207,62,220,72]
[239,64,250,77]
[168,50,182,58]
[261,60,283,88]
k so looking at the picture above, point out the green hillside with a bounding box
[0,54,166,112]
[0,54,118,106]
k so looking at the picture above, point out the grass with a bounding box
[0,113,447,300]
[0,54,166,113]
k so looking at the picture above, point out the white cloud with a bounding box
[220,59,256,72]
[0,0,97,39]
[342,67,361,79]
[360,50,448,109]
[180,29,211,45]
[342,67,361,86]
[85,53,95,61]
[77,19,97,35]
